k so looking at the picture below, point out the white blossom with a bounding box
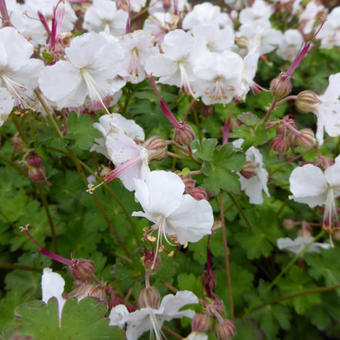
[277,237,330,254]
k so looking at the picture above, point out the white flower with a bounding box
[182,3,232,30]
[119,30,157,83]
[277,29,304,62]
[123,290,198,340]
[300,1,325,34]
[192,50,243,105]
[318,7,340,49]
[132,170,213,251]
[91,113,148,191]
[289,157,340,231]
[0,27,43,116]
[39,32,124,109]
[41,268,66,324]
[239,0,273,26]
[109,304,130,328]
[145,29,201,95]
[83,0,128,35]
[313,73,340,145]
[233,139,269,204]
[148,0,190,14]
[277,237,330,254]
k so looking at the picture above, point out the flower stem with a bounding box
[34,90,63,138]
[12,113,28,143]
[263,96,277,122]
[36,182,58,253]
[219,193,234,320]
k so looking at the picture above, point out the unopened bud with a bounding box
[186,186,208,200]
[283,219,296,230]
[298,228,312,238]
[12,135,26,153]
[71,259,95,282]
[192,314,212,333]
[271,135,290,153]
[181,175,195,188]
[87,283,107,302]
[163,0,171,12]
[296,90,321,113]
[240,161,258,179]
[296,128,315,148]
[137,286,160,309]
[270,73,292,98]
[333,230,340,241]
[235,36,249,49]
[215,319,235,340]
[286,130,297,147]
[144,136,168,162]
[67,283,107,303]
[174,122,195,145]
[27,166,46,182]
[27,153,42,168]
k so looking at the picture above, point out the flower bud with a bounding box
[12,135,26,153]
[296,128,315,148]
[296,90,321,113]
[186,187,208,200]
[144,136,168,162]
[215,320,235,340]
[27,166,46,182]
[163,0,171,12]
[333,230,340,242]
[240,161,258,179]
[235,36,249,49]
[270,73,292,98]
[71,258,95,282]
[298,228,312,238]
[271,135,290,153]
[181,175,196,188]
[174,122,195,145]
[27,153,42,168]
[137,287,160,309]
[283,219,296,230]
[192,314,212,333]
[67,283,107,303]
[286,130,297,147]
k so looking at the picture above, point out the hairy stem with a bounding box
[219,193,234,320]
[263,97,277,122]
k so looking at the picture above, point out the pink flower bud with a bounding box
[283,219,296,230]
[270,73,292,98]
[180,175,196,188]
[186,186,208,200]
[240,161,258,179]
[192,314,212,333]
[71,258,95,282]
[174,122,195,145]
[215,319,235,340]
[27,166,46,182]
[144,136,168,162]
[296,90,321,113]
[271,135,290,153]
[137,287,161,309]
[296,128,315,148]
[27,153,42,168]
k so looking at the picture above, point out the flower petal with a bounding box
[109,304,129,328]
[289,164,328,207]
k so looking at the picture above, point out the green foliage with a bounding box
[3,298,125,339]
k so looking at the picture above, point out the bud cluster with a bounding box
[180,174,208,200]
[270,115,315,153]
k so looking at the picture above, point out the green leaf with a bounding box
[177,273,203,298]
[202,163,240,195]
[213,144,245,171]
[4,298,125,340]
[67,113,101,150]
[191,138,217,161]
[305,248,340,296]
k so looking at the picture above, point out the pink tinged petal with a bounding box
[41,268,66,324]
[160,290,198,321]
[109,304,129,328]
[105,132,141,164]
[0,88,14,125]
[166,195,213,244]
[38,61,82,103]
[289,164,328,207]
